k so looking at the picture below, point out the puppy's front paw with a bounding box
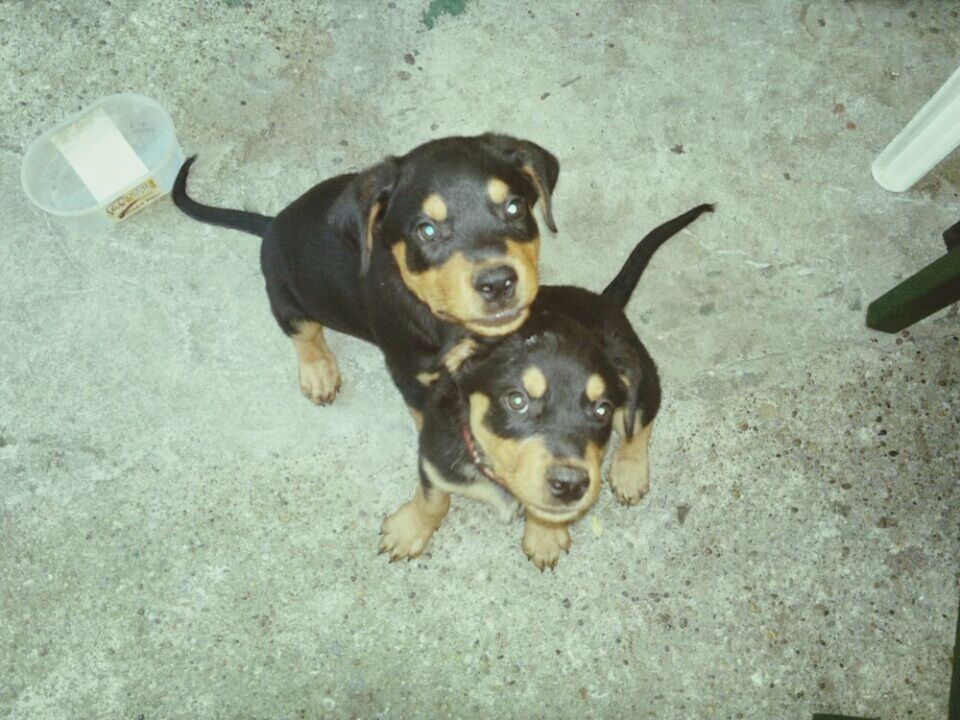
[609,456,649,506]
[298,355,341,405]
[522,518,571,571]
[379,501,441,561]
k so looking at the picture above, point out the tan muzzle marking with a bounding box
[392,238,540,336]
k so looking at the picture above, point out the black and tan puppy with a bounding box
[171,135,558,415]
[380,204,714,569]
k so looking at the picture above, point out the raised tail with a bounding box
[172,155,273,237]
[601,203,714,308]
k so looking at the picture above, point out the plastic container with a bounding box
[21,93,185,230]
[872,65,960,192]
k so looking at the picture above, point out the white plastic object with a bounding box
[21,93,185,230]
[872,65,960,192]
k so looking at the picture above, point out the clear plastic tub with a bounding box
[21,93,185,230]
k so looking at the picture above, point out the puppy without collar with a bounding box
[172,134,559,414]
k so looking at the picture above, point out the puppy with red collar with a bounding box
[380,205,714,569]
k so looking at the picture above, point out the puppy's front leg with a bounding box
[522,511,571,571]
[291,320,341,405]
[609,411,652,506]
[379,479,450,561]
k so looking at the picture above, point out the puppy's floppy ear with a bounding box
[480,133,560,233]
[616,365,642,439]
[333,157,399,276]
[600,333,651,439]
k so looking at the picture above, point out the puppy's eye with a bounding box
[505,197,526,220]
[503,390,529,414]
[593,401,613,423]
[416,222,438,242]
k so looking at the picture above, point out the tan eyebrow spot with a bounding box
[422,193,448,222]
[522,366,547,399]
[586,374,606,402]
[487,177,509,204]
[417,371,440,386]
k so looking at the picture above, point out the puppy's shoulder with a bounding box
[533,284,624,333]
[273,172,358,231]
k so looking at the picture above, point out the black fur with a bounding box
[172,134,560,411]
[172,156,272,237]
[421,312,625,480]
[420,204,714,496]
[535,203,714,437]
[602,203,715,308]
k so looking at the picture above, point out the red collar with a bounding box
[460,423,508,489]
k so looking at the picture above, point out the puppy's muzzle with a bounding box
[473,264,518,308]
[463,262,529,332]
[545,464,590,504]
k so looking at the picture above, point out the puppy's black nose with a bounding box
[473,265,518,304]
[546,465,590,503]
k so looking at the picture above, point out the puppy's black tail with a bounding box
[172,155,273,237]
[601,204,714,308]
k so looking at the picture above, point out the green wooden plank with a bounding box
[866,246,960,333]
[943,218,960,251]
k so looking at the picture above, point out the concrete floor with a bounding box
[2,2,958,718]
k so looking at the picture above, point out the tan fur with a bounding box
[522,511,571,571]
[291,320,341,405]
[391,240,538,337]
[487,177,509,204]
[379,483,450,561]
[522,366,547,399]
[421,193,448,222]
[610,412,652,505]
[364,201,381,263]
[392,242,477,320]
[416,371,440,386]
[442,338,478,373]
[586,373,606,402]
[508,236,539,279]
[579,441,604,514]
[468,392,603,523]
[469,392,550,506]
[422,459,518,524]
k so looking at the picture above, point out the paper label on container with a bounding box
[51,107,148,203]
[105,178,160,221]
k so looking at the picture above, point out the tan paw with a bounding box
[298,355,341,405]
[379,501,441,561]
[609,455,649,506]
[522,518,571,571]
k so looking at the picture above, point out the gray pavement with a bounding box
[2,2,958,718]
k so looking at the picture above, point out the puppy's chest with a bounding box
[372,311,456,367]
[422,452,519,524]
[455,460,520,524]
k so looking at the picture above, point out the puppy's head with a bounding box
[342,134,559,336]
[455,314,625,522]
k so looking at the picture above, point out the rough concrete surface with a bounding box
[2,2,958,719]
